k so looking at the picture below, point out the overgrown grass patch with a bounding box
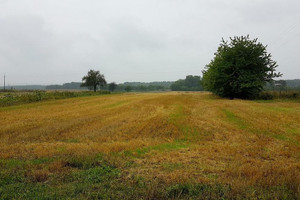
[222,109,247,129]
[162,162,184,172]
[166,183,232,199]
[0,156,125,199]
[248,127,300,146]
[168,104,185,124]
[124,140,189,158]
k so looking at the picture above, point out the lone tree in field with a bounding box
[81,70,107,92]
[108,82,117,92]
[202,35,282,99]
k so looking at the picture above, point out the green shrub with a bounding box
[258,92,274,100]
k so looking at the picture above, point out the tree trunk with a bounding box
[94,85,96,92]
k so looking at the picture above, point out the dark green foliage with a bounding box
[171,75,203,91]
[81,69,107,92]
[202,35,282,99]
[115,81,173,92]
[124,85,132,92]
[258,92,274,100]
[108,82,117,92]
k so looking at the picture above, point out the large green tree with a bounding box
[81,70,107,92]
[202,35,282,99]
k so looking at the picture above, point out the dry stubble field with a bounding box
[0,92,299,199]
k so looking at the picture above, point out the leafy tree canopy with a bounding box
[202,35,282,99]
[81,70,107,92]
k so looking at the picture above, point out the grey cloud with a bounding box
[0,0,299,85]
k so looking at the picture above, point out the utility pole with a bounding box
[3,74,5,91]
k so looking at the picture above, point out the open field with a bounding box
[0,92,299,199]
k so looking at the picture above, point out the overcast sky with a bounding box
[0,0,299,85]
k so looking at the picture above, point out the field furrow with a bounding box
[0,92,299,199]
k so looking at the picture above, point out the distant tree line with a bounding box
[79,71,205,92]
[42,79,300,92]
[79,70,177,92]
[5,64,300,93]
[46,82,87,90]
[126,84,165,92]
[170,75,203,91]
[45,81,174,92]
[264,79,300,91]
[112,82,172,92]
[284,79,300,88]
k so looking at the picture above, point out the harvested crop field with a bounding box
[0,92,299,199]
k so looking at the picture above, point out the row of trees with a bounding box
[80,71,173,92]
[46,82,84,90]
[80,71,204,92]
[170,75,202,91]
[82,35,282,98]
[116,84,167,92]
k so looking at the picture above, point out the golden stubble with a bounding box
[0,92,299,191]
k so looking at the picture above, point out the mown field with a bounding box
[0,92,299,199]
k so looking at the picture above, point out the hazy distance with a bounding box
[0,0,299,85]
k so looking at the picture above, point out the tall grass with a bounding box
[258,90,300,100]
[0,90,110,107]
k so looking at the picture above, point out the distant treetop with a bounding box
[81,69,107,92]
